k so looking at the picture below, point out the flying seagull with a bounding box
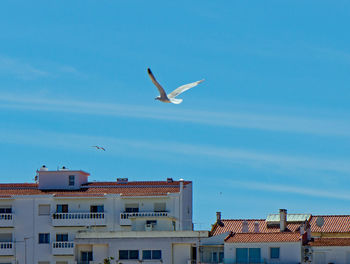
[91,146,106,151]
[147,68,204,104]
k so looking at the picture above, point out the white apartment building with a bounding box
[0,166,207,264]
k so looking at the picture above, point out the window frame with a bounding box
[68,175,75,186]
[38,233,50,244]
[270,247,280,259]
[119,250,139,260]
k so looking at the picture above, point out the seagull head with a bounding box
[155,96,161,101]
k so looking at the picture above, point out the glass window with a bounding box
[249,248,261,263]
[212,252,218,262]
[129,250,139,259]
[152,250,161,259]
[68,175,75,186]
[56,234,68,242]
[236,248,248,263]
[125,203,139,212]
[219,252,224,262]
[270,247,280,259]
[143,250,152,260]
[81,251,93,261]
[0,207,12,214]
[119,250,139,260]
[56,204,68,213]
[90,205,104,213]
[38,233,50,244]
[119,250,128,259]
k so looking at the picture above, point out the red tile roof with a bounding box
[308,238,350,247]
[309,215,350,233]
[225,232,301,243]
[211,219,301,236]
[0,181,190,197]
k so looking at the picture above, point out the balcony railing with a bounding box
[0,214,14,227]
[0,242,14,255]
[52,241,75,255]
[120,211,169,225]
[52,212,106,226]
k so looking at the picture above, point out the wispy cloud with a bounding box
[0,56,49,79]
[0,93,350,137]
[228,180,350,201]
[1,128,350,174]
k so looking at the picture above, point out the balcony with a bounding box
[52,241,75,255]
[0,242,14,256]
[120,211,170,225]
[52,212,106,227]
[0,214,14,227]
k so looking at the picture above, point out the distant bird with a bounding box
[91,146,106,151]
[147,68,204,104]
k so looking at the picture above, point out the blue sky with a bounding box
[1,1,350,229]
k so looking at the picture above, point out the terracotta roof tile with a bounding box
[225,232,301,243]
[308,238,350,247]
[0,181,189,197]
[211,219,301,236]
[310,215,350,233]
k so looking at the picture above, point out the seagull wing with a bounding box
[100,147,106,151]
[147,68,167,99]
[168,79,204,99]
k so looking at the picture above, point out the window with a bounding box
[56,204,68,213]
[143,250,161,260]
[81,251,93,262]
[68,175,75,186]
[119,250,139,260]
[219,252,224,262]
[0,207,12,214]
[56,234,68,242]
[38,233,50,244]
[212,252,218,262]
[236,248,248,263]
[125,203,139,213]
[146,220,157,225]
[90,205,104,213]
[154,202,166,212]
[38,205,50,215]
[249,248,261,263]
[270,247,280,259]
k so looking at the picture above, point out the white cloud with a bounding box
[0,93,349,137]
[0,128,349,174]
[0,56,48,79]
[228,180,350,201]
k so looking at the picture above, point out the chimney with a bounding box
[216,212,221,223]
[242,220,248,233]
[254,222,259,233]
[279,209,287,232]
[179,179,184,192]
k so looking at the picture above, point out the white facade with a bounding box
[74,231,208,264]
[224,242,301,264]
[309,246,350,264]
[0,167,194,264]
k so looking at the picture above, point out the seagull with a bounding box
[147,68,204,104]
[91,146,106,151]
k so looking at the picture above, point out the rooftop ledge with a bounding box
[75,230,209,239]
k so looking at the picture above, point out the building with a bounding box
[304,215,350,263]
[201,209,310,264]
[0,165,207,264]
